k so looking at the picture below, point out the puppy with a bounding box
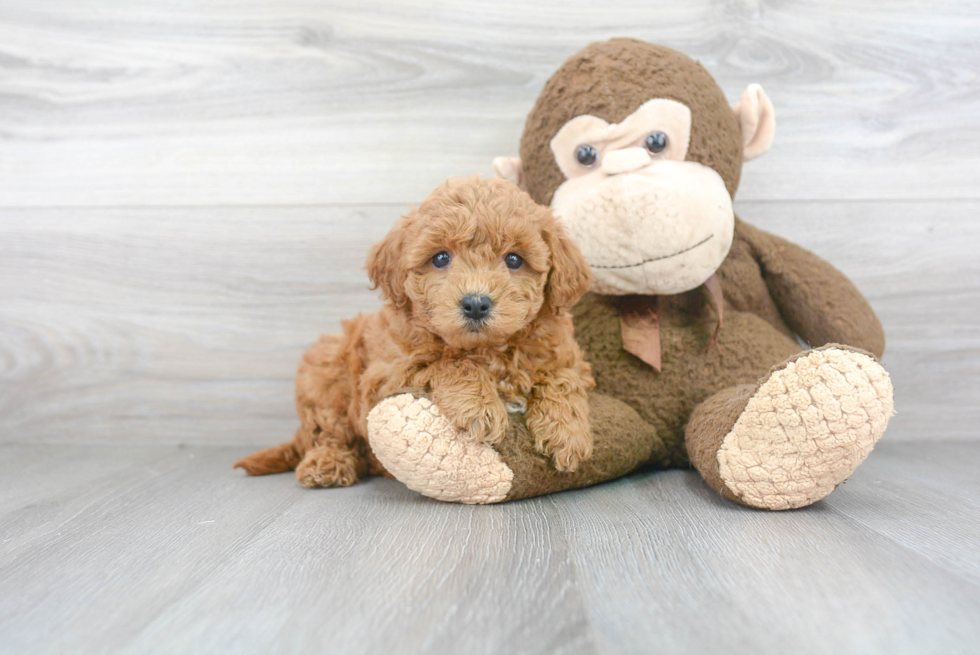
[235,176,595,488]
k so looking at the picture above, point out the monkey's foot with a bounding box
[693,347,894,510]
[367,394,514,504]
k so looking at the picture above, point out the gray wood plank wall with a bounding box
[1,0,978,444]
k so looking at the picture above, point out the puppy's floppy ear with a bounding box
[366,215,410,309]
[541,212,592,312]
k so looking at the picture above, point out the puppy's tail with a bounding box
[234,442,302,476]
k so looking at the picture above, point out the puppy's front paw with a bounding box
[467,403,509,446]
[527,398,593,472]
[536,426,593,472]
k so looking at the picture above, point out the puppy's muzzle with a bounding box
[460,294,493,324]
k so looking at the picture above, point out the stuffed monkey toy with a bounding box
[366,38,894,509]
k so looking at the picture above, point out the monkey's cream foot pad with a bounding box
[367,394,514,504]
[718,348,894,510]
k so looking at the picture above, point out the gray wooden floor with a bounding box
[1,441,978,655]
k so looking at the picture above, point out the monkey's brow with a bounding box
[590,235,713,269]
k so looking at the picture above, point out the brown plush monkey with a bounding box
[367,39,894,509]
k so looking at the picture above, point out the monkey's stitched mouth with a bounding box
[590,234,713,270]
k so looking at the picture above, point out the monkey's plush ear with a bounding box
[365,218,410,309]
[492,156,526,190]
[732,84,776,161]
[543,218,592,312]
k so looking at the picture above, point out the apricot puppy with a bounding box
[235,176,595,488]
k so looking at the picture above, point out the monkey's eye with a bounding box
[431,251,451,269]
[504,253,524,270]
[644,132,668,154]
[575,145,598,167]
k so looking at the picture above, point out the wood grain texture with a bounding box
[0,441,977,654]
[1,0,979,206]
[1,201,975,444]
[0,2,977,441]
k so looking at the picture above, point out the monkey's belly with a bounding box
[572,295,801,463]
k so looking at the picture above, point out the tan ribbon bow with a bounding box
[619,275,725,372]
[619,295,662,371]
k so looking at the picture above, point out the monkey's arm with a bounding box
[737,219,885,358]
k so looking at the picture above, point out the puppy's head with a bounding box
[367,176,591,349]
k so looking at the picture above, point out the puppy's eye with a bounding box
[504,253,524,270]
[644,132,668,154]
[431,251,451,269]
[575,145,598,167]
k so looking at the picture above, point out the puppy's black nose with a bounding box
[460,294,493,321]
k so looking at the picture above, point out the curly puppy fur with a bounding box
[235,176,596,487]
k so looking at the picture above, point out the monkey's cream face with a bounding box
[549,99,735,296]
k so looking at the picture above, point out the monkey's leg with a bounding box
[686,345,894,510]
[366,391,671,504]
